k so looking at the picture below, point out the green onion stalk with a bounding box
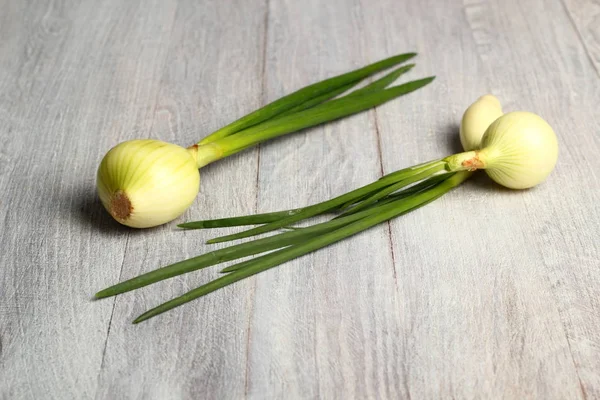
[96,95,559,323]
[97,53,434,228]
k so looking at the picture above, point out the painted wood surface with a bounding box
[0,0,598,398]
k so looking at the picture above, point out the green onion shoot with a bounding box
[96,94,559,323]
[97,53,433,228]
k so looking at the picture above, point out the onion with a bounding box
[96,53,435,228]
[97,140,201,228]
[459,94,503,151]
[445,111,559,189]
[96,95,559,323]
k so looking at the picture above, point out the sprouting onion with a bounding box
[97,53,435,228]
[95,96,559,323]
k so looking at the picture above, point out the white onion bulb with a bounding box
[446,111,558,189]
[97,140,201,228]
[459,94,503,151]
[479,111,559,188]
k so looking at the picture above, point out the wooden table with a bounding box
[1,0,599,398]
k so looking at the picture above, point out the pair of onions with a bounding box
[451,95,558,188]
[96,90,559,323]
[455,95,558,188]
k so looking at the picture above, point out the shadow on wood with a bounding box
[66,184,144,236]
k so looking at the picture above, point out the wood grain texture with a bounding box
[0,0,182,397]
[468,1,600,398]
[563,0,600,76]
[0,0,599,399]
[246,1,402,398]
[94,1,267,399]
[362,0,600,398]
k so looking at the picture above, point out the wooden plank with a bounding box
[241,0,598,398]
[464,1,600,398]
[0,0,598,398]
[0,0,179,398]
[345,0,593,398]
[243,0,403,398]
[363,0,599,397]
[93,0,267,399]
[562,0,600,76]
[462,0,600,397]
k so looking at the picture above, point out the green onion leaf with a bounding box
[96,204,388,298]
[178,208,306,229]
[97,172,456,299]
[199,53,417,145]
[206,159,445,243]
[273,63,415,119]
[273,83,358,118]
[336,173,455,218]
[340,170,451,216]
[214,77,436,158]
[343,64,415,98]
[132,171,470,323]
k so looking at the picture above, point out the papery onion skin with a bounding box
[97,139,200,228]
[459,94,503,151]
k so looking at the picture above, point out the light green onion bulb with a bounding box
[459,94,503,151]
[446,111,559,189]
[97,140,202,228]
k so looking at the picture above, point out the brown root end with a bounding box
[110,190,133,221]
[461,153,484,171]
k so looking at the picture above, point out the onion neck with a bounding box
[187,143,224,168]
[444,150,488,172]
